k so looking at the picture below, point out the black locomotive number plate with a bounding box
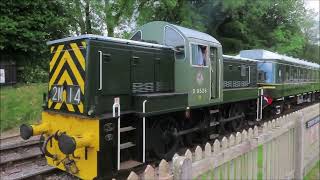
[50,85,63,103]
[66,85,81,105]
[50,85,81,105]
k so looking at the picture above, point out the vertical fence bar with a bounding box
[294,112,304,179]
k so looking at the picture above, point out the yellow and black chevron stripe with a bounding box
[47,41,86,114]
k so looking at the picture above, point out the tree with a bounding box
[0,0,71,82]
[62,0,103,35]
[136,0,205,31]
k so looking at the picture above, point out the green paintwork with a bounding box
[222,57,260,103]
[85,39,176,115]
[223,58,258,89]
[223,88,259,103]
[86,39,132,115]
[134,21,224,107]
[133,93,187,115]
[262,82,320,98]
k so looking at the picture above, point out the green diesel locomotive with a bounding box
[20,21,320,179]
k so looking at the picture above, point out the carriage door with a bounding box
[210,46,219,99]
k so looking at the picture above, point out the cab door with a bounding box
[210,46,219,99]
[189,43,211,106]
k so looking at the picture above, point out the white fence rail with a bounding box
[127,103,320,180]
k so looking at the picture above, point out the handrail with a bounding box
[98,51,103,91]
[142,100,147,163]
[113,101,121,170]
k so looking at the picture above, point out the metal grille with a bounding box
[132,82,154,93]
[233,81,241,87]
[155,81,168,92]
[224,81,232,88]
[224,81,249,88]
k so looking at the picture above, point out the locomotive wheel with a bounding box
[228,104,244,132]
[150,116,180,160]
[229,116,243,132]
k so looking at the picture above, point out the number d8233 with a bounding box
[50,85,81,105]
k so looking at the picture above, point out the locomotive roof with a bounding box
[134,21,221,45]
[47,34,171,49]
[239,49,320,68]
[171,24,220,44]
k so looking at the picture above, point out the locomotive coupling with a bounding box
[57,133,94,155]
[20,123,49,140]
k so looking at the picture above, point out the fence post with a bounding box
[173,156,192,180]
[294,111,304,179]
[127,171,139,180]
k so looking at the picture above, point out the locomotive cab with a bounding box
[132,21,224,106]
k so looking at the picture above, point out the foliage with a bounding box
[62,0,104,35]
[0,0,71,82]
[204,0,310,56]
[137,0,206,31]
[135,0,318,63]
[19,65,48,83]
[93,0,137,37]
[0,0,319,84]
[0,83,47,132]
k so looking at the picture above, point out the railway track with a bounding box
[0,135,60,179]
[0,102,316,179]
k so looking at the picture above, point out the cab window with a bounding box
[164,27,185,60]
[131,31,142,41]
[191,44,208,66]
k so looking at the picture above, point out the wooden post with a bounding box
[294,111,304,179]
[173,156,192,180]
[205,143,212,158]
[143,165,155,180]
[185,149,192,161]
[195,146,203,161]
[159,159,172,180]
[127,171,139,180]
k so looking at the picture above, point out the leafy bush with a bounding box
[19,64,48,83]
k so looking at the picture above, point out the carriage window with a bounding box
[241,65,246,76]
[131,31,142,41]
[285,66,290,82]
[258,71,266,82]
[257,62,274,83]
[165,27,185,60]
[191,44,208,66]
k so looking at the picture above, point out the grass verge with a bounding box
[304,160,320,180]
[0,83,47,132]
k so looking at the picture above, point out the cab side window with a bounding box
[164,27,185,60]
[131,31,142,41]
[191,44,208,66]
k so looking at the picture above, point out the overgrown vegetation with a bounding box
[304,160,320,180]
[0,83,47,132]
